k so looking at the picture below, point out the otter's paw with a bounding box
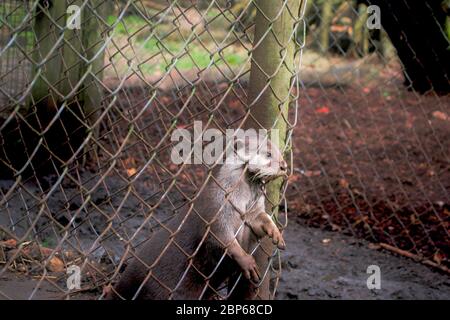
[237,254,260,283]
[264,224,286,250]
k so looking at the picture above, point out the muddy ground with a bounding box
[277,222,450,299]
[1,220,449,299]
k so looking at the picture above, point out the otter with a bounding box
[106,134,287,300]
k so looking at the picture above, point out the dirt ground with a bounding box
[1,221,449,300]
[277,222,450,300]
[288,84,450,268]
[0,57,449,299]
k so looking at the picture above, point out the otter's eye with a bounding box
[266,152,272,158]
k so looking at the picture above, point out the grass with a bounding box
[41,238,55,248]
[143,37,246,70]
[106,14,248,74]
[107,14,148,35]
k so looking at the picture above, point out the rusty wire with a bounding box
[0,0,449,300]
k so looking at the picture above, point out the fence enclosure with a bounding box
[0,0,449,300]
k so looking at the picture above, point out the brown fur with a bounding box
[106,137,287,300]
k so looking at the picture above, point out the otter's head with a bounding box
[232,134,288,182]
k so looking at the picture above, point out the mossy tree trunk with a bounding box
[303,0,315,23]
[230,0,302,300]
[319,0,333,53]
[380,29,396,62]
[352,2,368,57]
[13,0,109,177]
[80,0,110,164]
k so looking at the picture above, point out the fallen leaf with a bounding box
[0,239,17,249]
[331,224,341,231]
[433,252,443,264]
[39,246,54,257]
[19,243,57,260]
[316,106,330,114]
[339,179,349,188]
[304,170,321,177]
[288,174,301,183]
[230,99,241,108]
[410,214,419,225]
[47,256,65,273]
[127,168,137,176]
[432,111,448,121]
[16,263,27,273]
[321,238,331,244]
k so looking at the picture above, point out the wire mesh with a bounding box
[0,0,449,300]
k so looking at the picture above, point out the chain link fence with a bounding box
[288,0,449,274]
[0,0,449,300]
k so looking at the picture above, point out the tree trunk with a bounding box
[304,0,315,23]
[380,29,396,62]
[1,0,110,178]
[365,0,450,94]
[353,3,368,57]
[1,0,88,178]
[319,0,333,53]
[80,0,110,165]
[229,0,302,300]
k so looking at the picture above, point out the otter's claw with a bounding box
[264,224,286,250]
[238,254,260,282]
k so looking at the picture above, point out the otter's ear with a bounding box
[234,138,251,162]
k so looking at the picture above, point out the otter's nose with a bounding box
[280,160,288,172]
